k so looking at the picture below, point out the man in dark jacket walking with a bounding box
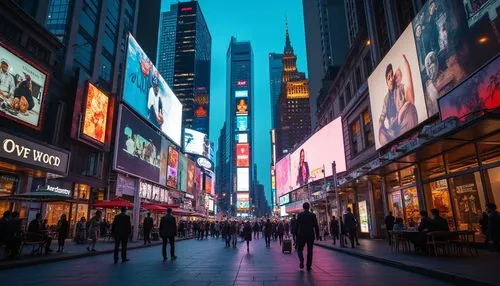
[296,202,319,271]
[143,212,154,245]
[112,207,132,264]
[343,207,357,248]
[384,211,395,245]
[159,208,177,261]
[329,216,339,245]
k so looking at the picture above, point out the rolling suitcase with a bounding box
[282,239,292,254]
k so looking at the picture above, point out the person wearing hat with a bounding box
[0,59,15,100]
[12,73,34,114]
[112,207,132,264]
[147,72,163,127]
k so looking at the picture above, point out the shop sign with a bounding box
[185,193,194,199]
[43,185,71,196]
[279,194,290,206]
[196,157,212,170]
[0,131,70,175]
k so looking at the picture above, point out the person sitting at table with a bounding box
[393,218,405,231]
[28,213,53,254]
[430,208,449,231]
[417,210,433,232]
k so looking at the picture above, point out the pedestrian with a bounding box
[384,211,395,245]
[290,214,298,246]
[296,202,319,271]
[230,220,238,248]
[223,220,231,248]
[264,219,272,247]
[486,203,500,251]
[112,207,131,264]
[75,217,87,244]
[56,214,69,252]
[215,221,220,239]
[343,208,357,248]
[430,208,449,231]
[329,216,339,245]
[205,221,210,239]
[284,220,290,238]
[199,221,205,240]
[8,211,21,259]
[277,221,285,245]
[28,213,53,254]
[143,212,154,245]
[479,211,489,243]
[253,221,259,239]
[0,210,12,253]
[243,221,252,253]
[87,211,102,252]
[159,208,178,261]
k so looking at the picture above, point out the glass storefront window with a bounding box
[45,202,70,226]
[77,184,90,200]
[445,144,478,173]
[388,191,404,220]
[0,174,18,196]
[0,201,10,216]
[403,187,419,227]
[421,155,445,180]
[400,166,416,186]
[423,179,455,230]
[448,172,486,231]
[486,167,500,209]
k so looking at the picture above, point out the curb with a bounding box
[0,237,193,271]
[315,243,496,286]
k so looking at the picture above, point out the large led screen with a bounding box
[289,117,346,190]
[195,166,202,191]
[123,34,183,146]
[236,116,248,131]
[235,90,248,98]
[204,174,212,194]
[439,56,500,121]
[413,0,500,117]
[82,82,109,144]
[0,42,48,130]
[186,159,195,194]
[236,143,250,167]
[166,146,178,188]
[276,154,291,199]
[113,106,168,184]
[368,24,427,150]
[183,128,209,157]
[236,133,248,143]
[177,153,187,192]
[236,98,248,115]
[237,199,250,210]
[237,167,249,191]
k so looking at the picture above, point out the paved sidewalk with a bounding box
[0,236,194,270]
[315,238,499,286]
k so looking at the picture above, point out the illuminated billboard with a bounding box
[82,82,109,144]
[237,199,250,210]
[123,34,183,146]
[236,98,248,115]
[236,133,248,143]
[0,41,48,130]
[289,117,346,190]
[368,24,427,150]
[186,159,195,194]
[236,116,248,131]
[236,143,250,167]
[204,174,212,194]
[276,154,291,198]
[177,153,187,192]
[237,167,249,191]
[237,193,250,200]
[113,105,168,184]
[235,90,248,98]
[183,128,209,157]
[166,146,178,188]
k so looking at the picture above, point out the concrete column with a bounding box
[367,180,377,238]
[132,178,140,242]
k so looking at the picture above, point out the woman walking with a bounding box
[75,217,87,244]
[56,214,69,252]
[243,221,252,253]
[87,211,102,252]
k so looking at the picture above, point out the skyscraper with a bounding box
[157,1,212,134]
[277,22,311,157]
[136,0,161,64]
[269,53,284,131]
[226,37,253,216]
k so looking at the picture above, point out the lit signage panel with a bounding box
[237,167,249,191]
[82,82,109,144]
[290,117,346,190]
[235,98,248,115]
[275,154,291,198]
[236,143,250,167]
[235,90,248,98]
[186,159,195,194]
[368,24,427,150]
[237,199,250,210]
[183,128,209,157]
[236,133,248,143]
[236,116,248,131]
[0,41,48,130]
[359,200,369,233]
[237,193,250,200]
[177,153,187,192]
[204,174,212,195]
[279,194,290,205]
[123,34,182,146]
[166,146,179,188]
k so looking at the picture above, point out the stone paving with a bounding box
[0,236,451,286]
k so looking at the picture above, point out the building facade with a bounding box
[136,0,161,64]
[269,53,283,132]
[157,1,212,134]
[216,121,230,213]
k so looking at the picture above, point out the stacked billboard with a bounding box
[183,128,210,158]
[81,82,109,145]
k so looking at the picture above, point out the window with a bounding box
[423,179,455,230]
[355,66,362,89]
[350,120,362,155]
[362,109,374,147]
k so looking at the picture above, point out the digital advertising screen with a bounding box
[194,89,208,118]
[113,106,168,184]
[290,117,346,190]
[413,0,500,117]
[186,159,195,194]
[236,143,250,167]
[122,34,183,146]
[235,98,248,115]
[236,133,248,143]
[275,154,291,199]
[237,167,249,191]
[166,146,179,188]
[0,42,48,130]
[237,199,250,210]
[368,24,427,150]
[177,153,187,192]
[183,128,209,157]
[235,90,248,98]
[439,56,500,121]
[236,116,248,131]
[204,174,212,195]
[359,200,369,233]
[237,193,250,201]
[82,82,109,144]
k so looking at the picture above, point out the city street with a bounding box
[0,237,451,286]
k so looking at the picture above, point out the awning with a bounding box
[191,212,207,218]
[142,203,167,213]
[171,208,193,216]
[93,198,133,209]
[9,191,74,202]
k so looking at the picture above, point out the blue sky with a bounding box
[161,0,308,205]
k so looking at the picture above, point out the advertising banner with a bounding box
[194,88,208,118]
[235,90,248,98]
[122,34,182,146]
[276,154,291,199]
[204,174,212,194]
[236,133,248,143]
[358,200,369,233]
[113,105,168,184]
[187,158,195,194]
[439,56,499,121]
[235,98,248,115]
[195,166,202,191]
[236,167,249,191]
[177,153,187,192]
[236,116,248,131]
[368,24,427,150]
[413,0,500,116]
[167,146,178,188]
[183,128,209,158]
[237,199,250,210]
[116,174,135,197]
[236,143,250,167]
[289,117,346,190]
[82,82,109,144]
[0,42,48,130]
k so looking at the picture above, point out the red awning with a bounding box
[142,203,167,213]
[93,198,134,209]
[171,208,193,216]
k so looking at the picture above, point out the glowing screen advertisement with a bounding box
[236,116,248,131]
[166,146,178,188]
[183,128,209,158]
[276,154,291,198]
[237,167,249,191]
[177,153,187,192]
[235,98,248,115]
[236,133,248,143]
[289,117,346,190]
[0,41,48,130]
[82,82,109,144]
[235,90,248,98]
[204,174,212,195]
[186,159,195,194]
[236,143,250,167]
[113,105,168,185]
[368,24,427,150]
[123,34,182,146]
[359,200,369,233]
[237,199,250,210]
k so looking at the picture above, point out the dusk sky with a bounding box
[161,0,308,204]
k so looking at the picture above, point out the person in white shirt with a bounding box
[0,60,15,99]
